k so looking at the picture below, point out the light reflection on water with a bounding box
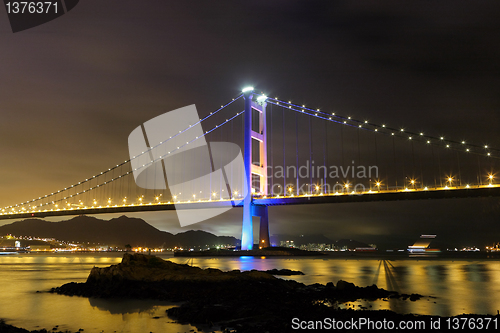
[0,253,194,333]
[1,253,500,332]
[169,254,500,317]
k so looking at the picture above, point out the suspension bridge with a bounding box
[2,87,499,250]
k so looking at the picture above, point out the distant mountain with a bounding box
[0,215,239,248]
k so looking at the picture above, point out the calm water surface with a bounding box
[1,252,499,332]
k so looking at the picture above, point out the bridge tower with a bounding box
[241,88,270,250]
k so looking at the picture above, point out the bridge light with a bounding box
[447,177,454,188]
[382,124,386,127]
[462,141,465,144]
[242,86,254,93]
[485,145,489,149]
[400,128,404,132]
[420,133,424,136]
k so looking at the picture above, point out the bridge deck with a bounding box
[1,186,499,220]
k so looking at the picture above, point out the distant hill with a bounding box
[0,215,239,248]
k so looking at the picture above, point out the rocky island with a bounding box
[49,253,435,332]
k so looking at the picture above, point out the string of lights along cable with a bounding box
[1,88,499,219]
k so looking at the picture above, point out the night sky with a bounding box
[1,1,500,249]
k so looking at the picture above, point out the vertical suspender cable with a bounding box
[437,145,442,187]
[431,145,437,188]
[411,140,415,180]
[392,135,398,189]
[340,122,344,168]
[477,155,482,186]
[357,127,361,168]
[419,143,424,189]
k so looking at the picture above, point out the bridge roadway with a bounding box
[1,185,500,220]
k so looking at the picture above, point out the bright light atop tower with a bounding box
[242,86,254,93]
[256,95,267,103]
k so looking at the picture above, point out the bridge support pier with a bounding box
[252,204,270,248]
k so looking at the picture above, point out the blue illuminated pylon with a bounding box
[241,89,254,250]
[241,88,270,250]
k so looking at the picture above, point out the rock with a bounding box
[336,280,356,291]
[263,268,304,275]
[51,253,430,332]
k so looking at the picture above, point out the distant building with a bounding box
[486,243,500,252]
[280,240,295,248]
